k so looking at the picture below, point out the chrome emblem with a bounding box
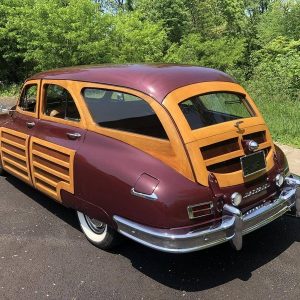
[243,183,270,199]
[234,121,245,134]
[248,140,259,152]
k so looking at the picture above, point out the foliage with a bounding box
[165,34,245,72]
[0,83,20,97]
[108,12,168,63]
[0,0,299,146]
[250,37,300,100]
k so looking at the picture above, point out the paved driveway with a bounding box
[0,174,300,299]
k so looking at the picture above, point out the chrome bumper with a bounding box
[113,176,300,253]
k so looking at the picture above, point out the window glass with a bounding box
[82,88,168,139]
[44,84,80,122]
[179,92,254,130]
[19,84,37,113]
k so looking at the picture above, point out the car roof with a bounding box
[28,64,236,103]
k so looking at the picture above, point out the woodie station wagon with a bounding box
[0,65,299,253]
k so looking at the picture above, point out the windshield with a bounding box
[179,92,254,130]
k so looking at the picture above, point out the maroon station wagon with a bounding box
[0,65,299,253]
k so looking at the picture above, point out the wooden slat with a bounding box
[1,137,26,150]
[258,142,271,150]
[32,161,69,181]
[35,182,58,199]
[34,171,58,188]
[1,147,27,161]
[204,150,244,167]
[3,164,30,182]
[2,156,28,172]
[32,150,70,168]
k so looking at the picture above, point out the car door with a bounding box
[30,80,86,202]
[0,80,40,185]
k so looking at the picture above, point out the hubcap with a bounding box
[85,216,106,234]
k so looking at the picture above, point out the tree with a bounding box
[136,0,189,44]
[0,0,34,82]
[1,0,114,76]
[109,12,168,63]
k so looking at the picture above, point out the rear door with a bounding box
[31,80,86,202]
[0,80,40,185]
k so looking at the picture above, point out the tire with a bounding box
[77,211,122,249]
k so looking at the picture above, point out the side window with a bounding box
[82,88,168,139]
[44,84,80,122]
[19,84,37,113]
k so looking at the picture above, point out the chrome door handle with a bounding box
[66,132,81,140]
[26,121,35,129]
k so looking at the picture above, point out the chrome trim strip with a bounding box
[114,180,299,253]
[130,188,158,201]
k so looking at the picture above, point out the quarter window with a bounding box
[82,88,168,139]
[19,84,37,113]
[44,84,80,122]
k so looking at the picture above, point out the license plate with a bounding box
[241,150,266,177]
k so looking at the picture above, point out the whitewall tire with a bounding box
[77,211,122,249]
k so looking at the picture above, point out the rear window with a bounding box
[179,92,254,130]
[82,88,168,139]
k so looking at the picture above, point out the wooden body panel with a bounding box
[30,137,75,202]
[0,128,32,184]
[163,82,275,187]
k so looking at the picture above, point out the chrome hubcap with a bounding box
[85,216,106,234]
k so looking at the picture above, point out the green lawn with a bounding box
[250,94,300,148]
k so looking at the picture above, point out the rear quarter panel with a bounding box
[72,131,213,229]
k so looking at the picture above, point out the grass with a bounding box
[247,90,300,148]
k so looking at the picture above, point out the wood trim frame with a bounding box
[162,81,275,187]
[0,128,33,185]
[162,81,265,144]
[29,137,75,202]
[39,80,88,129]
[16,80,41,118]
[69,81,195,181]
[186,125,274,187]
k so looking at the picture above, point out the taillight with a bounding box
[187,202,213,220]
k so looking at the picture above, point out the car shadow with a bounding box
[5,175,300,292]
[5,175,81,232]
[111,213,300,292]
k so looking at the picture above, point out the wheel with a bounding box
[77,211,122,249]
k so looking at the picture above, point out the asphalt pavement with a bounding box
[0,174,300,300]
[1,96,300,299]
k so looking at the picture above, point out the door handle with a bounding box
[66,132,81,140]
[26,121,35,129]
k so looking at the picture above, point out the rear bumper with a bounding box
[113,175,300,253]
